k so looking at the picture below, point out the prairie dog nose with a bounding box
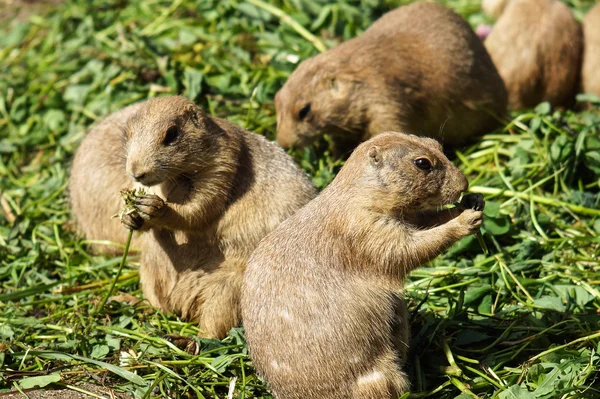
[132,172,147,182]
[459,174,469,193]
[127,161,148,183]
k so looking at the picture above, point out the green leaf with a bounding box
[463,285,492,306]
[238,2,273,21]
[483,215,510,236]
[30,351,147,387]
[183,67,203,101]
[553,285,594,309]
[454,329,491,346]
[498,385,535,399]
[533,296,566,312]
[90,344,110,359]
[106,335,121,351]
[534,102,551,115]
[0,325,14,340]
[594,219,600,234]
[483,201,501,217]
[63,84,91,105]
[478,294,493,314]
[19,374,61,389]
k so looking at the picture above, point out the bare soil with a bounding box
[0,383,132,399]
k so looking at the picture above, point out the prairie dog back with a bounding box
[275,2,507,150]
[483,0,583,109]
[69,103,145,255]
[582,4,600,97]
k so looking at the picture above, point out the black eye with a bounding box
[163,126,179,146]
[414,158,432,171]
[298,104,311,120]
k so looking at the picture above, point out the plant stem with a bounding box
[96,230,133,314]
[470,185,600,216]
[528,330,600,363]
[246,0,327,52]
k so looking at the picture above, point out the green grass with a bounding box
[1,0,600,398]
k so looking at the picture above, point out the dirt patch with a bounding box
[0,383,132,399]
[0,0,64,23]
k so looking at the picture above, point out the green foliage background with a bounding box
[1,0,600,398]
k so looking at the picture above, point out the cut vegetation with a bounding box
[1,0,599,398]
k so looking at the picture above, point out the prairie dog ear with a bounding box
[184,103,220,134]
[324,75,351,98]
[184,103,204,128]
[368,145,381,165]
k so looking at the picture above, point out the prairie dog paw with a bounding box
[121,212,144,231]
[455,208,483,236]
[135,194,166,221]
[459,193,485,212]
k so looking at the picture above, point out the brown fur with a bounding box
[483,0,583,110]
[275,2,507,150]
[69,102,146,255]
[582,4,600,97]
[242,132,484,399]
[482,0,508,18]
[71,96,316,338]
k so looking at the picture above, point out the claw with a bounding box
[121,212,144,230]
[164,334,200,355]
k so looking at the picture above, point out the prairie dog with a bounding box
[242,132,485,399]
[72,96,316,338]
[582,4,600,97]
[483,0,583,109]
[275,2,507,150]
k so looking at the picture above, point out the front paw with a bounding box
[455,208,483,236]
[121,211,145,231]
[164,334,200,355]
[134,194,166,223]
[459,193,485,211]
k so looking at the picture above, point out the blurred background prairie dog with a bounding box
[482,0,583,110]
[275,2,507,150]
[242,132,485,399]
[582,3,600,97]
[71,96,315,338]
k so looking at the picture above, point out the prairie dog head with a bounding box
[337,132,468,214]
[124,96,223,187]
[275,55,364,148]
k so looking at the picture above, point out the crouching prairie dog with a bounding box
[242,132,485,399]
[483,0,583,109]
[275,2,507,150]
[582,4,600,97]
[73,96,316,338]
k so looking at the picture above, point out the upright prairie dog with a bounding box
[582,4,600,97]
[71,96,315,338]
[242,133,485,399]
[275,2,507,150]
[483,0,583,109]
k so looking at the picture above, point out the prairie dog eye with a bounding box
[298,104,311,120]
[163,126,179,146]
[414,157,432,171]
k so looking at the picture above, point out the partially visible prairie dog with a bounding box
[242,132,485,399]
[69,102,146,255]
[483,0,583,109]
[482,0,509,18]
[582,4,600,97]
[275,2,507,150]
[73,96,316,338]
